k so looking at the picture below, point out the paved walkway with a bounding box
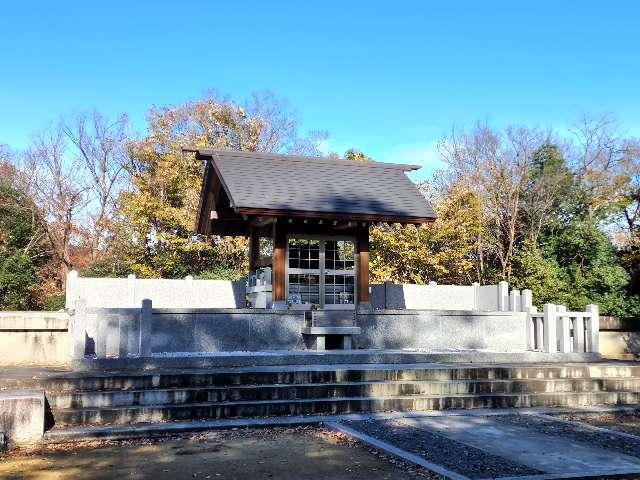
[332,410,640,479]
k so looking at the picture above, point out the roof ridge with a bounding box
[182,147,421,171]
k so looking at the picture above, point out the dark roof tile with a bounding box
[196,150,436,221]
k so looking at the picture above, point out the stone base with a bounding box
[71,350,602,372]
[0,389,45,445]
[301,326,361,351]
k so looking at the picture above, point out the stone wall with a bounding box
[65,271,246,309]
[0,311,69,364]
[0,390,45,445]
[151,309,306,353]
[71,305,528,357]
[355,310,528,351]
[67,270,516,312]
[599,316,640,358]
[369,281,511,311]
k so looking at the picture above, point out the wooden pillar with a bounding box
[248,226,259,272]
[272,220,287,301]
[356,224,370,305]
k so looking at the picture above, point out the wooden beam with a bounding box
[334,221,352,230]
[207,220,249,237]
[356,224,370,305]
[272,221,287,301]
[248,226,260,272]
[285,222,359,236]
[250,216,274,227]
[234,207,435,225]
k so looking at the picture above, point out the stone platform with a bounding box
[1,359,638,442]
[70,349,601,371]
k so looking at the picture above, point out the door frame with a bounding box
[285,234,357,310]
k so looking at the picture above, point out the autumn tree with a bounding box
[119,92,327,278]
[520,144,575,245]
[370,186,483,284]
[22,126,86,285]
[439,123,544,281]
[0,150,54,309]
[343,149,371,162]
[62,111,130,263]
[568,114,639,222]
[20,112,130,287]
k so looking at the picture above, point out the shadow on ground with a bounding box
[0,426,433,480]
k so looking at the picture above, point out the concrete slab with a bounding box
[399,415,640,476]
[0,389,45,445]
[71,349,602,371]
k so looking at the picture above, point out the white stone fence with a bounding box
[486,285,599,353]
[65,270,246,309]
[65,271,599,354]
[380,282,599,353]
[526,303,599,353]
[372,280,521,311]
[67,271,520,311]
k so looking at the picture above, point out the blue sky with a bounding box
[1,1,639,180]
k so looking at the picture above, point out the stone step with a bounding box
[16,364,640,393]
[46,378,640,409]
[52,390,640,427]
[310,310,356,327]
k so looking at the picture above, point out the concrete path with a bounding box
[332,413,640,479]
[404,415,640,474]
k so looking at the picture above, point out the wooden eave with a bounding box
[233,207,434,225]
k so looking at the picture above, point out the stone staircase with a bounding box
[26,362,640,429]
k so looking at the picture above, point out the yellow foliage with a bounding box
[370,188,483,284]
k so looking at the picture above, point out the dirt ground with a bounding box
[0,426,438,480]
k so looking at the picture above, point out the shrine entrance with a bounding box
[286,236,356,310]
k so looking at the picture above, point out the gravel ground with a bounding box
[493,414,640,458]
[0,426,438,480]
[551,410,640,436]
[340,418,541,479]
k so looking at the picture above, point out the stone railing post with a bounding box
[521,289,532,312]
[383,280,392,309]
[542,304,557,353]
[585,304,599,353]
[65,270,78,309]
[556,305,571,352]
[573,309,586,353]
[185,275,194,307]
[127,274,136,307]
[472,282,480,310]
[139,299,153,357]
[71,298,87,359]
[525,305,537,350]
[509,289,521,312]
[498,281,509,311]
